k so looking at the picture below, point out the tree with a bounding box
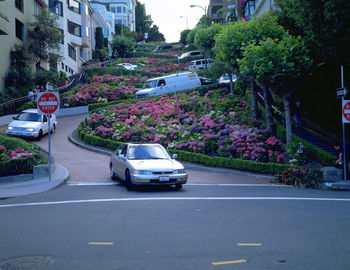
[147,25,165,42]
[95,27,104,50]
[180,29,191,45]
[274,0,350,66]
[196,15,212,28]
[214,15,286,132]
[115,24,137,40]
[135,0,153,34]
[194,24,223,59]
[27,9,62,71]
[186,28,200,46]
[111,36,135,58]
[239,35,312,143]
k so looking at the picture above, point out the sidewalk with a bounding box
[0,164,69,199]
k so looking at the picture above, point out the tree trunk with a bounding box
[283,94,293,144]
[250,79,258,119]
[263,85,274,134]
[228,68,234,95]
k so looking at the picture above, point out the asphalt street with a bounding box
[1,184,350,270]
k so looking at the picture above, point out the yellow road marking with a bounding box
[212,260,247,266]
[238,243,262,246]
[88,242,114,245]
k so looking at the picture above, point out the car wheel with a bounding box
[38,129,43,139]
[51,124,55,134]
[175,184,182,190]
[125,170,133,190]
[110,164,117,180]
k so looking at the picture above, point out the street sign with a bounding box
[336,87,348,98]
[342,100,350,123]
[37,92,60,115]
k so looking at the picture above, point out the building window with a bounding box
[68,44,76,61]
[68,20,81,37]
[116,19,122,24]
[49,0,63,16]
[34,0,43,16]
[117,6,121,13]
[123,7,126,13]
[59,29,64,44]
[61,62,64,70]
[15,0,23,12]
[111,7,115,13]
[15,19,24,41]
[67,0,80,14]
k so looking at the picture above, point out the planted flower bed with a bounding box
[61,74,147,108]
[139,62,190,74]
[0,135,47,177]
[81,90,285,163]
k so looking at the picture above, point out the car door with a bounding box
[112,144,125,178]
[42,115,49,134]
[157,79,167,94]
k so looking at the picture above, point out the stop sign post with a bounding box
[37,92,60,181]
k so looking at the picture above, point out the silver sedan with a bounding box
[110,143,188,189]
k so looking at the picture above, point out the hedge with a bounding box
[0,135,47,177]
[77,126,291,175]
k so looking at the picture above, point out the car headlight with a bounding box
[174,169,185,174]
[27,128,34,132]
[134,170,152,175]
[8,126,13,130]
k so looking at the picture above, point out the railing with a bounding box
[0,58,117,117]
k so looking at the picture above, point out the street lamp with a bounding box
[180,16,188,29]
[190,4,207,15]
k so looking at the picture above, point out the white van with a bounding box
[189,58,214,71]
[135,72,201,98]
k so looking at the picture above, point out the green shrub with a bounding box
[17,101,36,111]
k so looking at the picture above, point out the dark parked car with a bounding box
[200,77,215,85]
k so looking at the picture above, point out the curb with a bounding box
[0,164,70,199]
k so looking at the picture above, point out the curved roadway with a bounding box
[34,113,270,184]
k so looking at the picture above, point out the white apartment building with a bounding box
[49,0,94,76]
[89,0,136,31]
[0,0,48,93]
[245,0,275,21]
[89,2,115,56]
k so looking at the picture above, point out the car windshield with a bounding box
[142,80,157,89]
[128,145,171,160]
[15,112,40,122]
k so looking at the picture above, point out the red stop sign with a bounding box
[37,92,59,114]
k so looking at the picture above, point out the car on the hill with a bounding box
[153,44,173,52]
[189,58,214,71]
[178,51,202,59]
[5,109,57,139]
[218,74,237,85]
[110,143,187,189]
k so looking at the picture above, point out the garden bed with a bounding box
[0,135,47,177]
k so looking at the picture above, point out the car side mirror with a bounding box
[13,117,16,120]
[173,154,178,159]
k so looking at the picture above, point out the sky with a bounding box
[138,0,210,43]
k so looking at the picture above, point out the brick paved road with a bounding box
[22,113,271,184]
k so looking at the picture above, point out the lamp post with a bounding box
[190,4,207,15]
[180,16,188,29]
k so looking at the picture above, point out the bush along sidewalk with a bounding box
[0,135,47,177]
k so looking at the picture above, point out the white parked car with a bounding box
[189,58,214,71]
[115,63,137,70]
[218,74,237,85]
[5,109,57,139]
[110,143,188,189]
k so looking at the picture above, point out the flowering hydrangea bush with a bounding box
[0,145,34,162]
[62,74,147,108]
[121,57,169,64]
[162,51,185,56]
[139,62,190,74]
[82,90,285,163]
